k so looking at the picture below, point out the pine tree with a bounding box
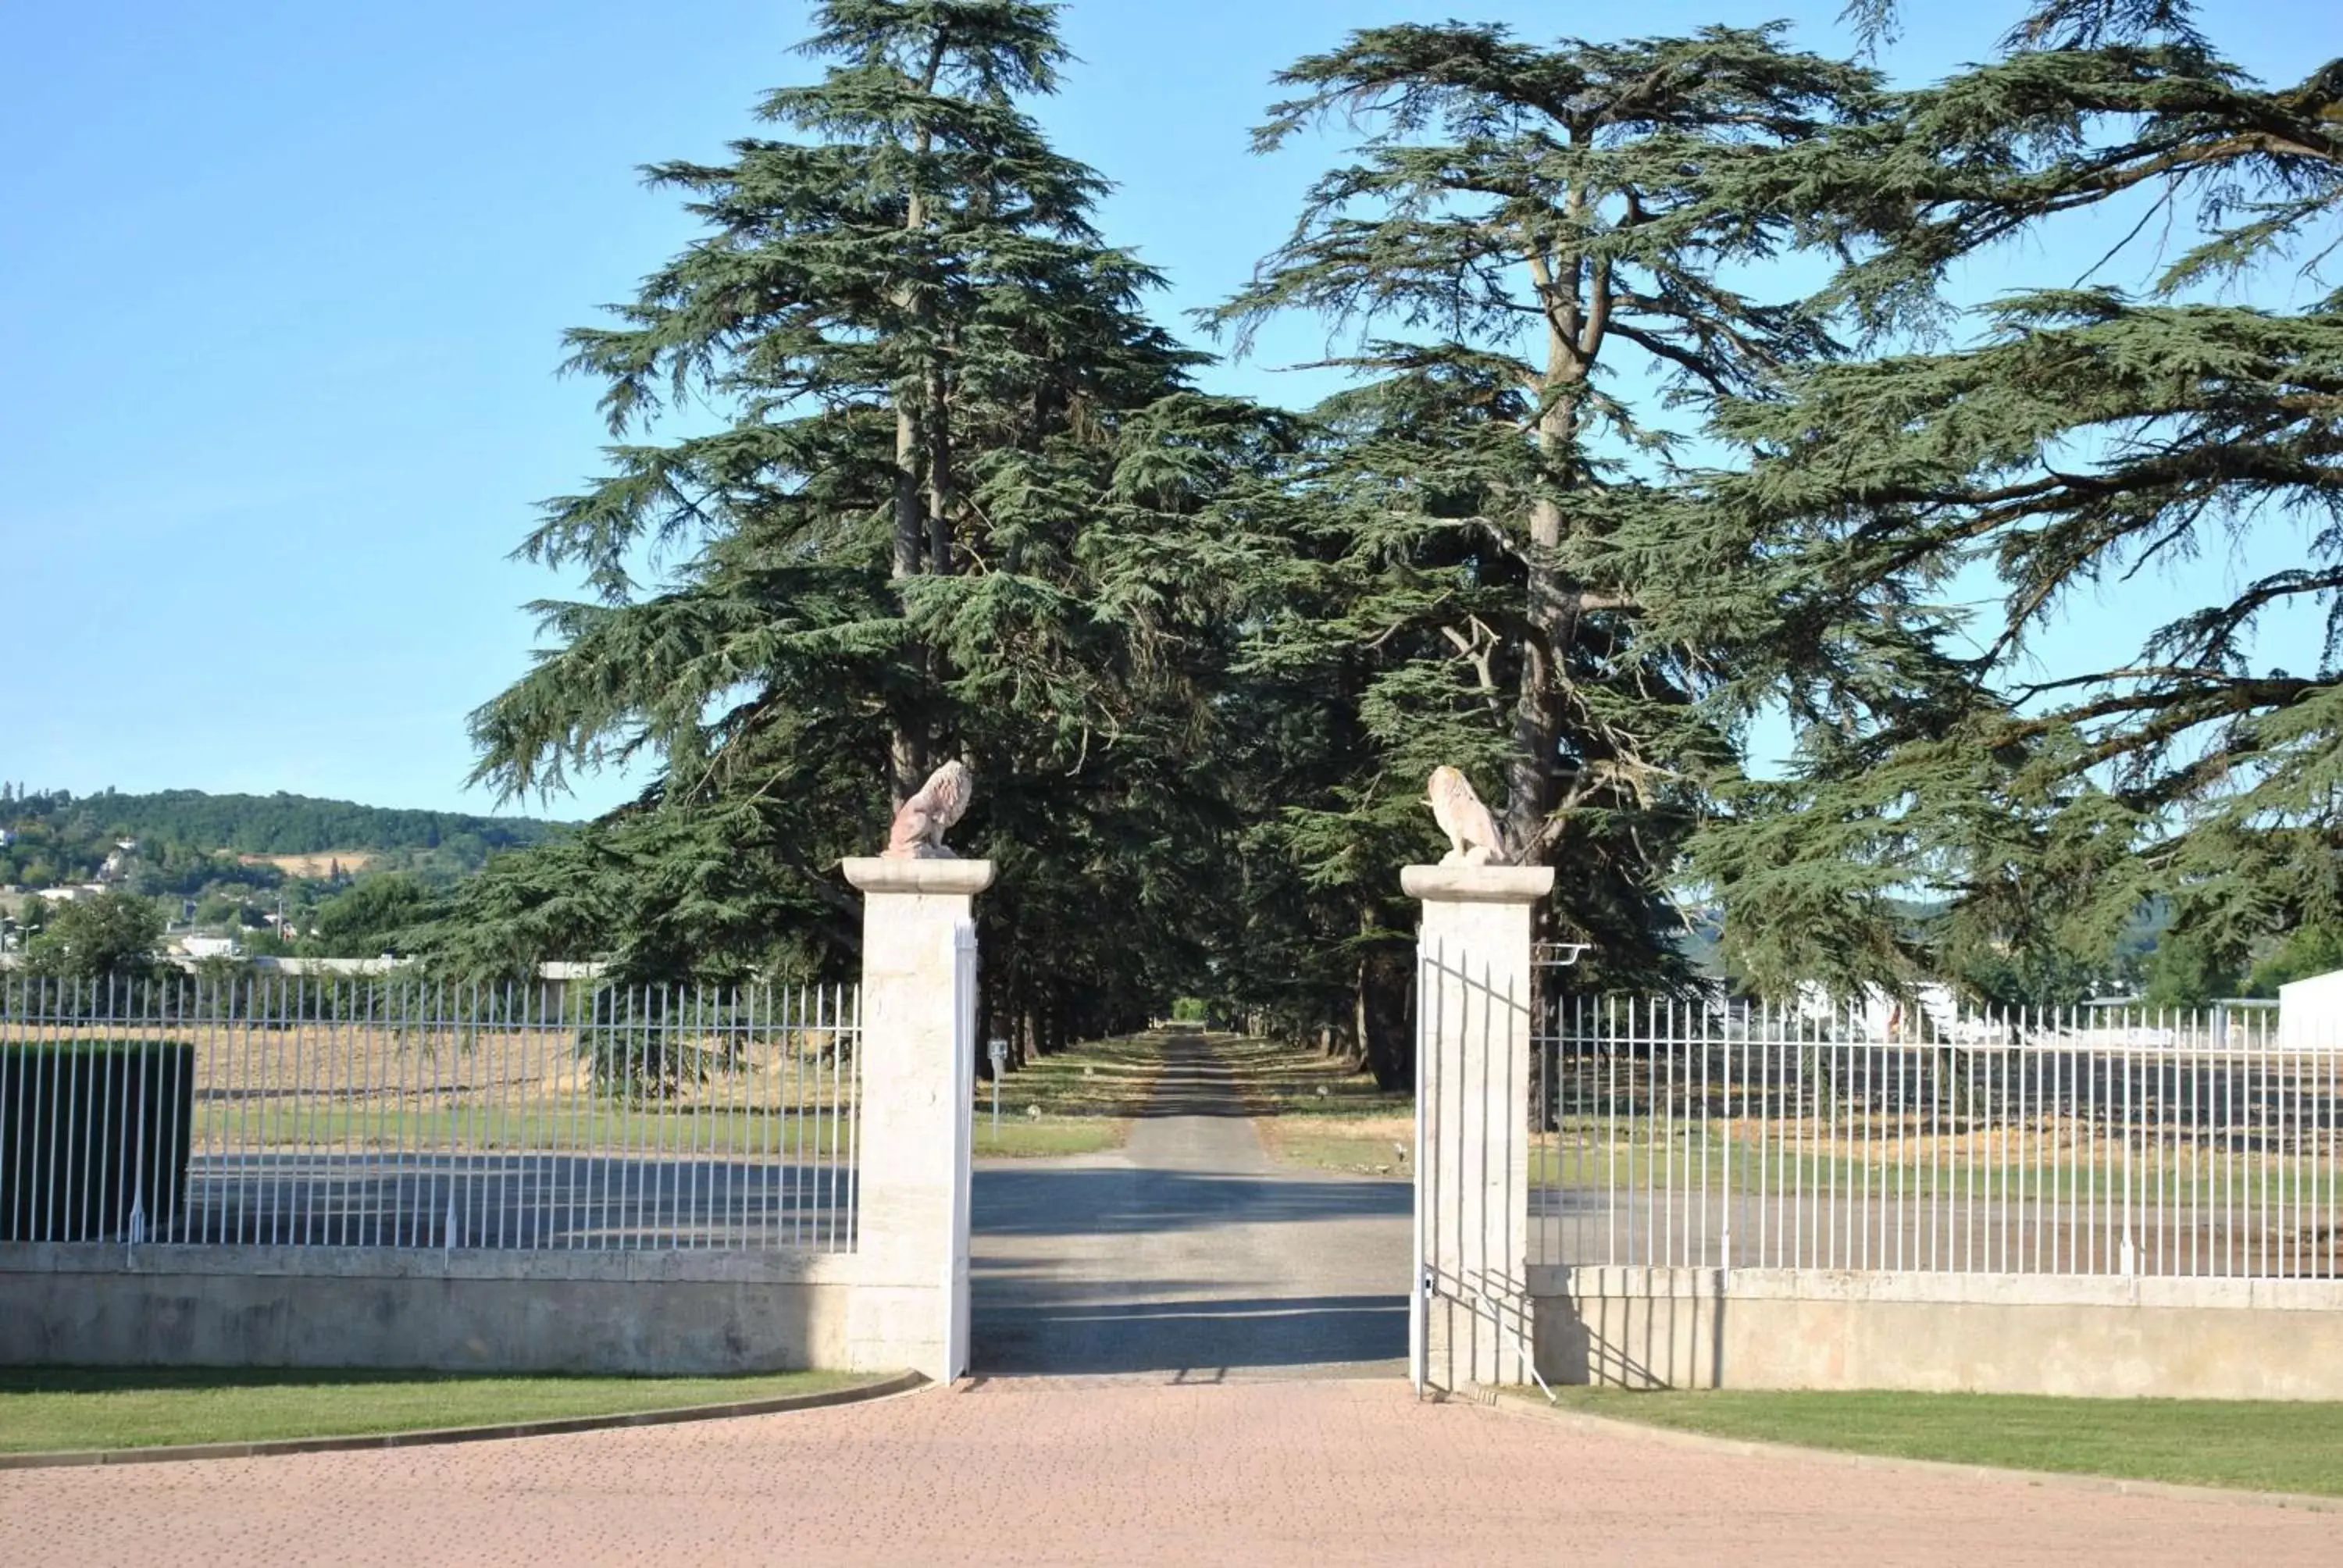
[1839,0,2205,58]
[1210,23,1892,1010]
[448,2,1270,1042]
[1692,0,2343,991]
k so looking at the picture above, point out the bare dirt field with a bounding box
[237,852,376,878]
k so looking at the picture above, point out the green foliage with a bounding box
[1682,5,2343,994]
[2,894,42,956]
[2245,926,2343,996]
[24,892,166,983]
[575,987,727,1099]
[447,0,1282,1062]
[1841,0,2206,58]
[1938,929,2111,1010]
[2,788,563,862]
[132,841,282,901]
[2139,927,2239,1007]
[1202,20,1917,1060]
[423,0,2340,1051]
[241,927,297,960]
[307,874,444,959]
[0,789,555,959]
[189,893,251,928]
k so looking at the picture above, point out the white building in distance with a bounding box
[2279,968,2343,1052]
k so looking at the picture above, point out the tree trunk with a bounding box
[890,382,925,807]
[1507,224,1599,860]
[893,401,924,582]
[926,342,954,576]
[1505,491,1565,861]
[886,43,947,812]
[1355,947,1415,1091]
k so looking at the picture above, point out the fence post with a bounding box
[1404,863,1554,1395]
[838,857,993,1384]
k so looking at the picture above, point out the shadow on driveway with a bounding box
[972,1290,1407,1376]
[970,1165,1410,1377]
[972,1167,1408,1238]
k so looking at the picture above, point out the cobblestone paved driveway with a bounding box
[6,1377,2339,1566]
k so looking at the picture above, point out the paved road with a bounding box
[9,1379,2336,1566]
[971,1032,1410,1377]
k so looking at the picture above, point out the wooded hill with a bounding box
[0,787,569,883]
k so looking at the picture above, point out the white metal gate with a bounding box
[944,919,978,1381]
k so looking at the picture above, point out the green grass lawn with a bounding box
[1268,1123,1418,1175]
[192,1029,1174,1162]
[1543,1388,2343,1497]
[1205,1032,1414,1174]
[972,1116,1126,1157]
[1531,1124,2338,1206]
[1215,1034,1408,1119]
[0,1367,874,1454]
[196,1107,854,1156]
[966,1028,1167,1157]
[969,1027,1409,1162]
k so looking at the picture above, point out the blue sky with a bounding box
[2,1,2335,819]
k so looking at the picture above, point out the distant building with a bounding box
[2280,968,2343,1052]
[0,828,16,847]
[177,935,241,960]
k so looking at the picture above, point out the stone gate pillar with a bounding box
[1403,864,1553,1394]
[841,857,993,1383]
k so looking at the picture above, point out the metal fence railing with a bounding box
[1532,995,2341,1279]
[0,976,861,1254]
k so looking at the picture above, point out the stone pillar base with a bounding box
[841,857,992,1382]
[1404,864,1553,1392]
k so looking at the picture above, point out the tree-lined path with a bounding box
[971,1032,1411,1377]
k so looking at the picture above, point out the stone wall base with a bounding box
[1531,1266,2343,1400]
[0,1245,893,1376]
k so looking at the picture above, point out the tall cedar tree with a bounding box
[1681,0,2343,996]
[1208,24,1892,1049]
[444,2,1268,1050]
